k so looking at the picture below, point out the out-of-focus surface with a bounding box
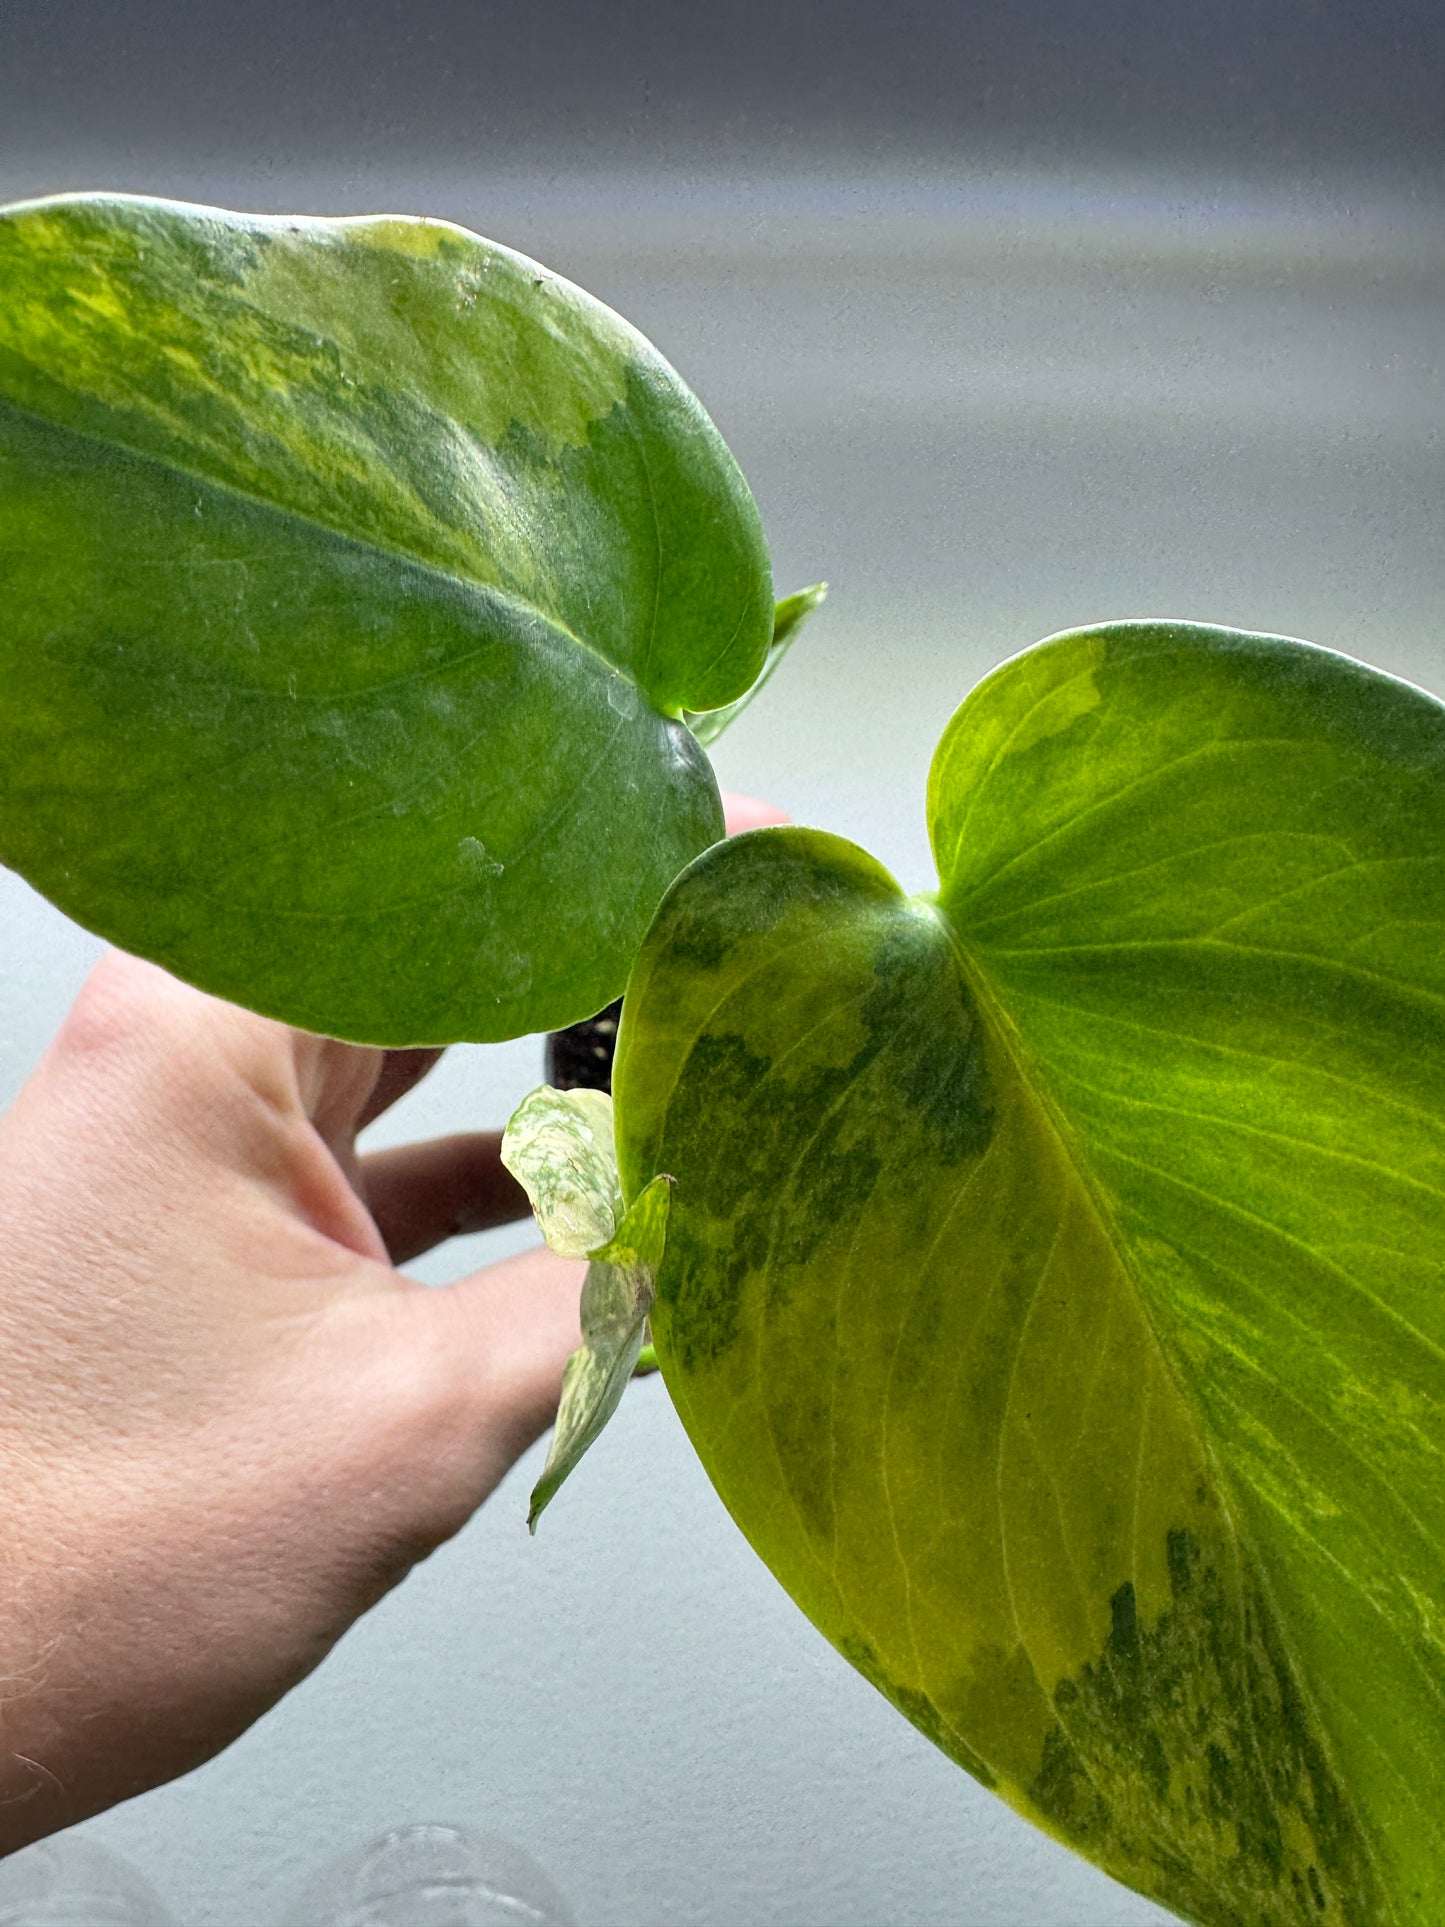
[1,151,1441,1926]
[3,0,1442,186]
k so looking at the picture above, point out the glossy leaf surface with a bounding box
[0,193,773,1042]
[614,624,1445,1926]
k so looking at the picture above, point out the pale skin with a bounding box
[0,794,784,1853]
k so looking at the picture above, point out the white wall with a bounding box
[1,164,1440,1925]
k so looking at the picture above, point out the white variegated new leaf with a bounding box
[501,1084,620,1258]
[528,1174,671,1529]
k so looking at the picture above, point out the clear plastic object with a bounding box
[0,1835,181,1924]
[277,1823,578,1927]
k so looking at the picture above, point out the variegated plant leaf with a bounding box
[501,1085,620,1259]
[0,192,777,1044]
[614,622,1445,1927]
[529,1174,671,1530]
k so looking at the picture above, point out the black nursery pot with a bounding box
[544,998,622,1093]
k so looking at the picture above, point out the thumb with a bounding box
[356,1243,584,1549]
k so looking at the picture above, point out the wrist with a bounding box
[0,1546,79,1852]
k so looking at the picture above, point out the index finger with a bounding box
[721,792,789,834]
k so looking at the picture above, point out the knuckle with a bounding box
[51,952,163,1070]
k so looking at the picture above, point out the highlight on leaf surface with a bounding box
[0,191,781,1044]
[612,622,1445,1927]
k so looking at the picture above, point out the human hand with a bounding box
[0,792,784,1850]
[0,946,581,1849]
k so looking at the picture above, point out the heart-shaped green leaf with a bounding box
[613,623,1445,1926]
[0,193,774,1042]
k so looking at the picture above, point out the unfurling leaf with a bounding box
[501,1086,670,1524]
[684,581,826,746]
[528,1174,671,1530]
[614,623,1445,1927]
[501,1085,620,1258]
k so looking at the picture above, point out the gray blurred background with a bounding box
[1,3,1441,1922]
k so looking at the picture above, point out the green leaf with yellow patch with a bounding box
[613,622,1445,1926]
[0,191,776,1042]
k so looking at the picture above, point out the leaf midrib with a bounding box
[0,386,666,713]
[921,891,1390,1909]
[923,894,1206,1470]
